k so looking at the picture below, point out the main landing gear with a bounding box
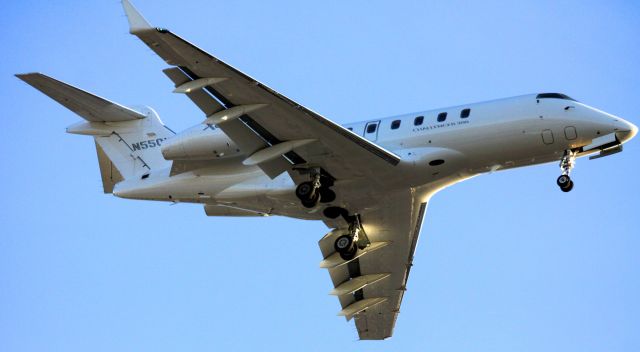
[295,168,336,208]
[333,214,368,260]
[557,150,576,192]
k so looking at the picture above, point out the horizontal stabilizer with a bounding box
[16,73,146,122]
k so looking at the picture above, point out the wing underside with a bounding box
[319,190,428,339]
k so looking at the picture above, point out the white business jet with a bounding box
[15,0,637,340]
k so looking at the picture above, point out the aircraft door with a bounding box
[363,120,381,141]
[541,129,554,145]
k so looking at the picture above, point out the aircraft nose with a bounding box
[615,118,638,143]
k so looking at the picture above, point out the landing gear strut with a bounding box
[333,214,369,260]
[295,168,335,208]
[557,150,576,192]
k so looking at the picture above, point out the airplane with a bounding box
[15,0,637,340]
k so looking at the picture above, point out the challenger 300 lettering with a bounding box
[16,0,637,340]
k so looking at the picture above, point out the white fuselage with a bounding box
[113,93,637,219]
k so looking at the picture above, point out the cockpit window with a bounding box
[536,93,577,101]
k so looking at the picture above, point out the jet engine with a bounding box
[161,125,242,160]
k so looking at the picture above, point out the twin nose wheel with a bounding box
[557,175,574,192]
[557,150,576,193]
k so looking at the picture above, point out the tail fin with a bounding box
[16,72,174,193]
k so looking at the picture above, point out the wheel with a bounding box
[334,234,354,253]
[557,175,571,188]
[296,182,315,200]
[319,188,336,203]
[561,180,574,192]
[339,245,358,261]
[301,192,320,208]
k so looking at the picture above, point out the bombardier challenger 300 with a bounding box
[15,0,637,340]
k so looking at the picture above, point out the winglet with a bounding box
[122,0,152,34]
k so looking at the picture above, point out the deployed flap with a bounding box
[338,297,388,321]
[15,73,145,122]
[330,274,391,296]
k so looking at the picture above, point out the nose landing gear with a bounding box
[557,150,576,192]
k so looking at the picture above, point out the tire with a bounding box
[301,192,320,208]
[339,245,358,261]
[561,180,574,192]
[557,175,571,188]
[334,234,354,253]
[296,182,314,200]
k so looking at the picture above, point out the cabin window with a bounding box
[437,112,447,122]
[414,116,424,126]
[460,108,470,118]
[366,123,377,134]
[391,120,401,130]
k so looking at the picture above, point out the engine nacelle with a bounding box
[161,125,241,160]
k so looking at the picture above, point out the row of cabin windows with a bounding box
[389,108,472,130]
[350,108,473,133]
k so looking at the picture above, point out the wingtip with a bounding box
[121,0,152,34]
[15,72,40,80]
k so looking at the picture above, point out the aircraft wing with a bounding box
[319,189,428,340]
[122,0,400,180]
[121,1,422,339]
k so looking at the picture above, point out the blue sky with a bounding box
[1,0,639,351]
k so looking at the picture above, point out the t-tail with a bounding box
[15,73,174,193]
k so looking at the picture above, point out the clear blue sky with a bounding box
[1,1,639,351]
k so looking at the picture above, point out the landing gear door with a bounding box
[363,120,381,142]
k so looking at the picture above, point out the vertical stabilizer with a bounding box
[16,72,174,193]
